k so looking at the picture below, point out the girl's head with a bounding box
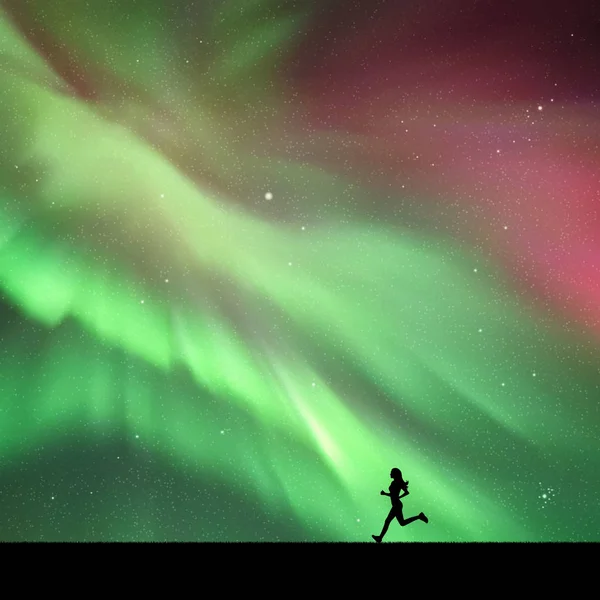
[391,468,408,492]
[390,467,403,481]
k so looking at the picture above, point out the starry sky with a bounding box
[1,0,599,542]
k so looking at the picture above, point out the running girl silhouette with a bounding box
[372,467,428,542]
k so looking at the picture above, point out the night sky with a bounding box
[1,0,599,542]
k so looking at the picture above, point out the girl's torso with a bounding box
[389,480,404,504]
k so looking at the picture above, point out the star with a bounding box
[265,192,273,200]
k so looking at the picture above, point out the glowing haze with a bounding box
[0,0,598,541]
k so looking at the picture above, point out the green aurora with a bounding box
[0,1,598,541]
